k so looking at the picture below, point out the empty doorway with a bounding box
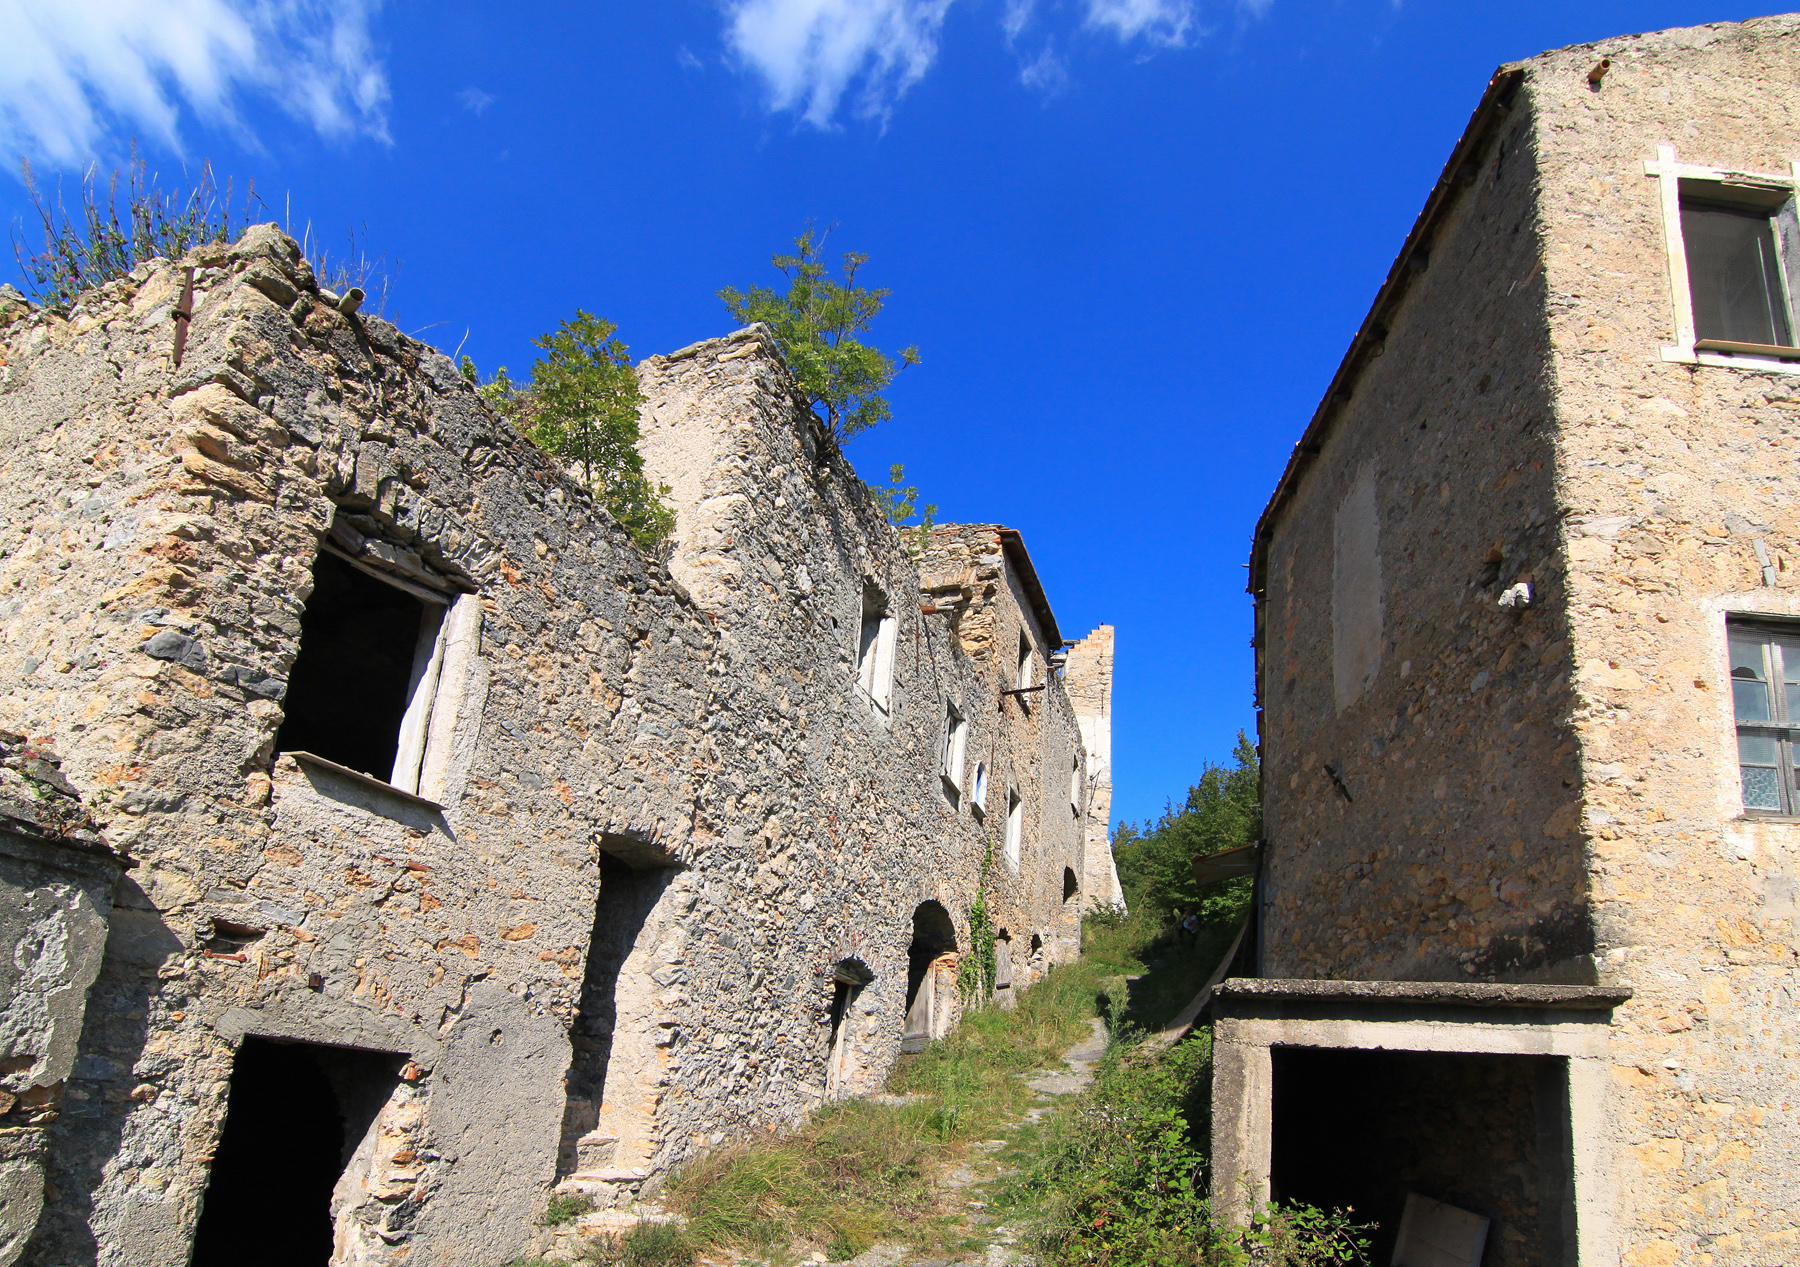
[902,902,957,1054]
[191,1038,405,1267]
[1270,1046,1573,1267]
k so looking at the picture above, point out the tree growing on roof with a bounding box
[718,225,920,445]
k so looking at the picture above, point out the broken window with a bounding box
[970,761,989,819]
[1728,621,1800,815]
[941,701,968,798]
[1683,194,1796,348]
[856,581,897,716]
[1004,788,1023,872]
[275,547,459,794]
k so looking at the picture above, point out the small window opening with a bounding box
[1729,620,1800,815]
[856,581,897,715]
[275,550,448,791]
[941,701,968,799]
[1063,867,1079,903]
[970,761,989,819]
[191,1038,405,1267]
[1069,753,1082,813]
[1681,187,1798,349]
[1004,788,1023,872]
[1017,630,1034,691]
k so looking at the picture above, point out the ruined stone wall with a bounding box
[912,523,1093,971]
[1525,18,1800,1264]
[1257,78,1586,985]
[0,228,1095,1266]
[1064,625,1121,910]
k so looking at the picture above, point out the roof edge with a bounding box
[1245,64,1526,597]
[996,528,1063,649]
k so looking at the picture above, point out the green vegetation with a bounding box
[719,226,920,446]
[538,1193,595,1227]
[1112,731,1261,921]
[466,312,675,549]
[11,154,255,310]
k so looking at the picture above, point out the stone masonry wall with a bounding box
[1064,625,1121,910]
[1527,18,1800,1264]
[0,228,1097,1266]
[1257,74,1588,986]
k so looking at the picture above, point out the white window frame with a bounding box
[1646,145,1800,374]
[1004,788,1023,873]
[855,590,898,717]
[941,701,968,793]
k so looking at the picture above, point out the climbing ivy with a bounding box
[959,840,998,1001]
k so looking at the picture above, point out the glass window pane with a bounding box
[1734,679,1772,721]
[1738,731,1780,765]
[1742,764,1784,811]
[1731,639,1772,719]
[1730,638,1768,679]
[1684,202,1793,346]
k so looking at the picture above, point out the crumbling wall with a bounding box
[1064,625,1121,910]
[0,226,1098,1266]
[1256,77,1585,985]
[1525,17,1800,1263]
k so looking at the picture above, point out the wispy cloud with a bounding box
[457,87,495,115]
[0,0,390,168]
[1083,0,1196,46]
[724,0,956,127]
[1018,43,1069,95]
[676,45,705,72]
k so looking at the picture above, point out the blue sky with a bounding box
[0,0,1777,830]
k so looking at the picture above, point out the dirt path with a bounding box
[797,1017,1110,1267]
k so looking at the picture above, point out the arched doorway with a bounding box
[902,902,958,1053]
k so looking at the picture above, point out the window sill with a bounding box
[1663,342,1800,374]
[285,751,446,812]
[1735,812,1800,825]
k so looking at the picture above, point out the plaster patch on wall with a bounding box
[1333,464,1384,713]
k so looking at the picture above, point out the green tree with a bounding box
[1114,731,1261,920]
[718,226,920,445]
[474,312,674,549]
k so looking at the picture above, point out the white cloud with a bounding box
[676,45,705,72]
[724,0,955,127]
[1018,44,1068,95]
[1001,0,1036,44]
[457,87,495,115]
[1083,0,1196,46]
[0,0,390,168]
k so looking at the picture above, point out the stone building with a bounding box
[1215,16,1800,1267]
[0,225,1111,1266]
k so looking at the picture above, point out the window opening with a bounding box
[1683,198,1795,347]
[1004,788,1023,872]
[1069,753,1082,813]
[941,701,968,798]
[1063,867,1079,903]
[191,1037,404,1267]
[856,581,897,715]
[275,550,448,791]
[1729,621,1800,815]
[970,761,988,818]
[1016,630,1034,691]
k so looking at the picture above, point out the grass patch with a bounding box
[650,911,1196,1264]
[540,1193,595,1227]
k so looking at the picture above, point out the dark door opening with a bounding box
[275,549,437,781]
[902,901,957,1053]
[191,1038,404,1267]
[558,852,672,1177]
[1270,1046,1573,1267]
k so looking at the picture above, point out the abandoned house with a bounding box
[1218,15,1800,1267]
[0,224,1114,1267]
